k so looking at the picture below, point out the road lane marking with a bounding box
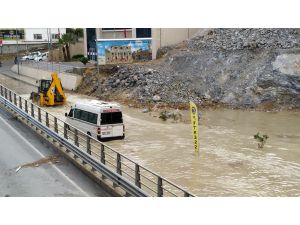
[0,114,90,196]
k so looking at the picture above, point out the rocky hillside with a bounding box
[78,29,300,110]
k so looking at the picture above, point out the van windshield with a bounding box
[101,112,123,125]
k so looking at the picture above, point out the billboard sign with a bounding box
[96,38,152,65]
[0,29,25,40]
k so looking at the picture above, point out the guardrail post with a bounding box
[46,112,49,127]
[135,164,141,188]
[54,117,58,133]
[38,108,41,122]
[64,123,68,139]
[14,93,17,105]
[4,88,7,99]
[25,100,28,113]
[157,177,163,197]
[19,96,22,109]
[100,144,105,164]
[117,153,122,175]
[86,136,91,155]
[31,103,34,117]
[0,86,3,96]
[74,129,79,146]
[9,91,12,102]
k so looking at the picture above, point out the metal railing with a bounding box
[0,84,195,197]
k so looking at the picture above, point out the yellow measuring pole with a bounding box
[189,101,199,154]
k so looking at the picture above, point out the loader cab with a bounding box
[38,79,52,94]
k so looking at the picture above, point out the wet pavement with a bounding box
[0,106,111,197]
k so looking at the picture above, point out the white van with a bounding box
[65,100,125,140]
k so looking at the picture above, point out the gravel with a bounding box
[78,29,300,110]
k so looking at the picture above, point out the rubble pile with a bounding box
[78,29,300,110]
[188,28,300,51]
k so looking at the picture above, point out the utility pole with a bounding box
[16,29,19,75]
[47,28,50,51]
[49,28,52,51]
[0,39,3,55]
[49,28,53,71]
[96,40,99,75]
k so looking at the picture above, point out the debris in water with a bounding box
[254,132,269,149]
[15,166,22,173]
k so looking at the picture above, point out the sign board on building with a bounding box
[0,29,25,40]
[96,38,152,65]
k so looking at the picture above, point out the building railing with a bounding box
[0,84,195,197]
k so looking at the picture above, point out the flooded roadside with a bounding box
[1,73,299,196]
[48,93,300,196]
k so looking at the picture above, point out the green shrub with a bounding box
[72,54,85,60]
[79,57,89,65]
[254,132,269,149]
[159,111,168,121]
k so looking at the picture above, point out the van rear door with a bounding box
[100,111,123,138]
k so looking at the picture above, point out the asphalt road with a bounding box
[0,106,111,197]
[0,60,14,73]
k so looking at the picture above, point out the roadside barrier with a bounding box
[0,84,195,197]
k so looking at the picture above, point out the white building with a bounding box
[23,28,66,43]
[0,28,66,54]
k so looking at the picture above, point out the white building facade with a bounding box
[0,28,66,54]
[23,28,66,43]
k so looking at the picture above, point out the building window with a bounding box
[52,34,60,39]
[33,34,42,40]
[136,28,151,38]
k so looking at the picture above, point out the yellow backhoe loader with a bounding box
[30,72,66,107]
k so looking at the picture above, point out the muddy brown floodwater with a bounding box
[1,73,300,196]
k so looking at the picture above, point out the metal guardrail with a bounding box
[0,84,195,197]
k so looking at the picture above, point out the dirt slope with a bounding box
[78,29,300,110]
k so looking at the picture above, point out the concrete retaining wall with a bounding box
[11,65,82,91]
[0,43,48,54]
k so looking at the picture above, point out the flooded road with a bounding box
[110,107,300,196]
[1,73,299,196]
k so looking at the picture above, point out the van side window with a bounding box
[88,113,98,124]
[81,110,89,122]
[73,108,98,124]
[74,109,81,119]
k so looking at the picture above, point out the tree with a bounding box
[59,28,84,61]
